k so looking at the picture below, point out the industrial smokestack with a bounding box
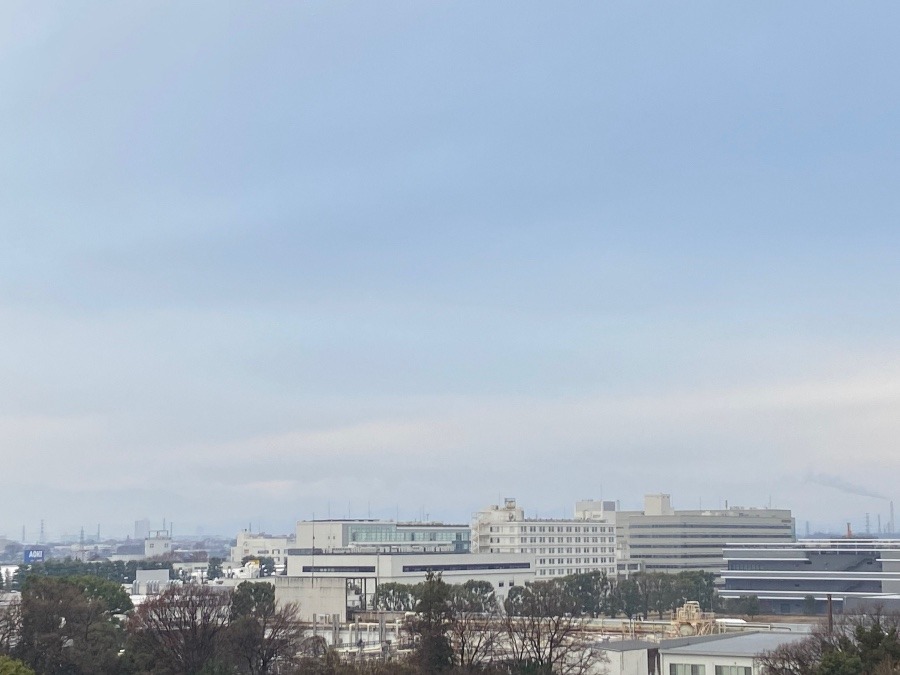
[847,522,853,538]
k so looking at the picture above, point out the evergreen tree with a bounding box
[407,571,453,673]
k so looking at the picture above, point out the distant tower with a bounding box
[805,521,810,537]
[865,513,871,535]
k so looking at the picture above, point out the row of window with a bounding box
[523,536,613,544]
[487,525,613,534]
[401,562,531,572]
[631,523,791,530]
[631,533,792,539]
[348,526,468,543]
[539,557,610,565]
[630,543,734,549]
[488,547,613,555]
[670,665,751,675]
[487,536,612,544]
[538,568,606,576]
[633,553,726,559]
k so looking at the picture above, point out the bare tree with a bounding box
[503,581,598,675]
[447,580,502,670]
[127,583,232,674]
[225,581,305,674]
[757,636,822,675]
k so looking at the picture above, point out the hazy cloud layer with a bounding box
[1,2,899,538]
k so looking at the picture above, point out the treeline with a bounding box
[0,576,304,675]
[375,570,718,619]
[0,568,731,674]
[4,559,173,590]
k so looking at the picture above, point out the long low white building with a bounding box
[285,550,535,609]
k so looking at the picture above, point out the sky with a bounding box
[1,2,899,540]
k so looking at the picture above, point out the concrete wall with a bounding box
[284,550,536,605]
[271,576,347,623]
[295,522,344,550]
[601,648,651,675]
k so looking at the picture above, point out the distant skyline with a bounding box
[2,2,899,539]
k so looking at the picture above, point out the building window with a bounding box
[715,668,751,675]
[670,665,705,675]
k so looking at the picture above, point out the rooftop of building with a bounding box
[660,631,808,657]
[725,538,900,552]
[597,633,746,653]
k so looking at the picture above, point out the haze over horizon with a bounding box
[2,2,899,541]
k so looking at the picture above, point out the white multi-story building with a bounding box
[471,498,616,579]
[230,530,294,569]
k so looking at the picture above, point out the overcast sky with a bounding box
[2,2,899,540]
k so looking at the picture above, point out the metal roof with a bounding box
[661,632,808,657]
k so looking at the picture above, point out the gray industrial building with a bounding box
[720,539,900,614]
[613,494,795,574]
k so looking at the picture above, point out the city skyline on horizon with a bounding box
[5,489,894,545]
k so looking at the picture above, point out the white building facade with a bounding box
[284,550,535,609]
[471,498,616,579]
[294,519,470,554]
[230,530,293,568]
